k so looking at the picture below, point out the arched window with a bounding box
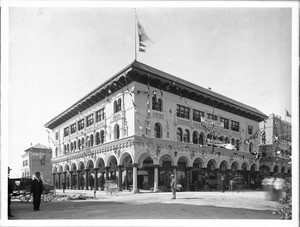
[96,132,100,145]
[114,100,117,113]
[117,98,122,111]
[219,136,224,142]
[77,139,81,150]
[67,143,69,152]
[183,129,190,143]
[86,135,90,148]
[236,139,240,151]
[114,124,120,140]
[152,97,163,111]
[193,131,198,144]
[249,142,253,153]
[207,134,212,140]
[90,134,94,147]
[100,130,105,143]
[55,147,58,157]
[177,128,183,142]
[199,133,204,145]
[70,142,73,151]
[154,123,162,138]
[81,138,85,149]
[231,138,235,145]
[73,141,76,151]
[225,137,230,143]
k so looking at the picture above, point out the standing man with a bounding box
[8,167,14,217]
[31,171,43,211]
[170,174,177,199]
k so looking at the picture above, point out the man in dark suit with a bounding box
[8,167,14,217]
[31,171,43,211]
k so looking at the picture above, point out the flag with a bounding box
[137,17,151,52]
[286,109,291,117]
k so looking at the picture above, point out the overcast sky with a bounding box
[6,4,295,178]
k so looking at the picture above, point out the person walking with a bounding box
[31,171,43,211]
[170,174,177,199]
[8,167,14,217]
[229,179,234,191]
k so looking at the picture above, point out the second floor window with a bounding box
[114,98,122,113]
[220,117,229,129]
[248,125,253,135]
[96,108,105,122]
[154,123,162,138]
[70,123,76,134]
[55,132,59,140]
[231,120,240,132]
[86,114,94,127]
[192,109,204,122]
[207,113,218,121]
[152,97,163,111]
[78,119,84,131]
[177,105,190,119]
[64,127,69,137]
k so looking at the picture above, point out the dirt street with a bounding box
[8,190,281,220]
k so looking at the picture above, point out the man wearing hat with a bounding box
[170,174,177,199]
[31,171,43,211]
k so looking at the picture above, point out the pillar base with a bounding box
[133,189,139,194]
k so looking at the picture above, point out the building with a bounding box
[21,143,53,185]
[45,61,267,192]
[258,113,292,178]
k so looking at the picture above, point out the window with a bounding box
[81,138,85,149]
[70,123,76,134]
[177,105,190,119]
[114,124,120,140]
[152,97,163,111]
[114,98,122,113]
[78,119,84,131]
[192,109,204,122]
[86,114,94,127]
[236,139,240,151]
[193,131,198,144]
[183,129,190,143]
[100,130,105,143]
[55,132,59,140]
[207,113,217,121]
[64,127,69,137]
[96,108,105,122]
[249,142,253,153]
[231,138,235,145]
[154,123,162,138]
[248,125,253,135]
[199,133,204,145]
[177,128,183,142]
[77,139,81,150]
[220,117,229,129]
[73,141,76,151]
[231,120,239,132]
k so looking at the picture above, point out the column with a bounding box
[94,168,99,190]
[186,167,192,191]
[77,170,81,190]
[85,169,89,190]
[52,173,56,187]
[153,165,159,192]
[69,171,73,189]
[132,163,138,194]
[125,167,129,190]
[63,172,67,183]
[58,173,61,189]
[105,167,110,180]
[117,165,123,191]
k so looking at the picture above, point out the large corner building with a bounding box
[45,61,268,192]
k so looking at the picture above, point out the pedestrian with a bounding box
[31,171,43,211]
[229,179,234,191]
[8,167,15,217]
[170,174,176,199]
[221,174,226,193]
[62,180,66,193]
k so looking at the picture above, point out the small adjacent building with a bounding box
[21,143,53,185]
[258,113,292,178]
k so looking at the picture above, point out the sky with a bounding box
[4,3,296,179]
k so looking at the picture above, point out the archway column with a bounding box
[117,165,123,191]
[94,168,99,190]
[69,171,73,189]
[85,169,89,190]
[57,173,61,189]
[153,164,160,192]
[132,163,139,194]
[76,170,81,190]
[52,173,56,187]
[63,172,67,185]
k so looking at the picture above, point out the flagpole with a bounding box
[134,8,137,61]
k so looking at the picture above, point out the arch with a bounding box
[219,160,229,171]
[273,165,279,173]
[106,154,118,168]
[207,133,212,140]
[219,135,224,142]
[281,166,285,173]
[154,122,162,138]
[241,162,248,171]
[231,138,235,145]
[86,159,94,170]
[58,165,63,173]
[177,127,183,142]
[250,163,257,172]
[158,153,175,166]
[52,166,58,173]
[119,151,134,167]
[71,163,77,172]
[176,155,192,167]
[225,137,230,143]
[114,124,120,140]
[206,159,217,170]
[78,161,85,171]
[183,129,190,143]
[192,157,204,168]
[64,164,70,173]
[231,162,239,171]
